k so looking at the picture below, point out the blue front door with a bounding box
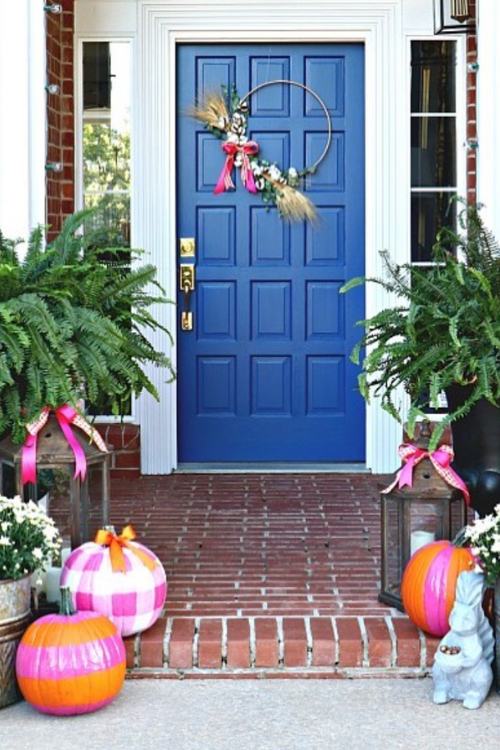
[177,44,365,463]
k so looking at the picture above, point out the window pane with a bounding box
[411,192,456,262]
[82,41,131,245]
[411,117,456,187]
[83,42,111,110]
[82,41,132,416]
[411,41,456,113]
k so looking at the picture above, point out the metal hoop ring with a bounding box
[239,79,333,172]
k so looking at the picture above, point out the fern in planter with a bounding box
[341,204,500,449]
[0,209,174,443]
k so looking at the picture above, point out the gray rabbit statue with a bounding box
[432,571,494,710]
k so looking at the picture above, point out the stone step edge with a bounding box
[125,615,440,672]
[126,667,430,680]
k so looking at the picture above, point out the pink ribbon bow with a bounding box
[214,140,259,195]
[382,443,470,505]
[21,405,108,486]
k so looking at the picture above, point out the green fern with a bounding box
[0,209,174,443]
[341,203,500,449]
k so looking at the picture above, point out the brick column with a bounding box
[466,0,478,204]
[45,0,75,239]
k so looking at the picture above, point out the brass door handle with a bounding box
[180,264,195,331]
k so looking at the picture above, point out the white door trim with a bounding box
[134,0,407,474]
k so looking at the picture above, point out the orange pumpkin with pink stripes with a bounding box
[15,587,125,715]
[401,541,475,637]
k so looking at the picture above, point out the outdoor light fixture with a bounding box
[466,137,479,149]
[0,416,112,549]
[45,162,63,172]
[434,0,475,34]
[379,423,467,611]
[45,83,60,95]
[43,3,62,13]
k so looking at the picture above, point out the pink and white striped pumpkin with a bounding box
[61,539,167,637]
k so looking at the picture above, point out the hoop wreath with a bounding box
[189,79,333,223]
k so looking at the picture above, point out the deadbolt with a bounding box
[179,237,196,258]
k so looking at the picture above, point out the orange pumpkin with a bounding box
[401,540,475,637]
[15,587,125,715]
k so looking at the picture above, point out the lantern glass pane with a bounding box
[381,495,404,602]
[408,499,446,560]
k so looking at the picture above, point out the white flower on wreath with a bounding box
[288,167,298,179]
[267,164,282,182]
[255,177,265,191]
[251,162,263,177]
[234,153,243,167]
[226,133,239,145]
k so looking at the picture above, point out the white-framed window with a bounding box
[76,37,135,421]
[409,38,466,267]
[409,37,466,414]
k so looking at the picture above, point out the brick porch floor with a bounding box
[51,473,440,676]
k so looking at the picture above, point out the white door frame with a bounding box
[134,0,407,475]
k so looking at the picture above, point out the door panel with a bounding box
[177,43,365,462]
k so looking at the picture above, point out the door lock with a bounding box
[180,264,195,292]
[179,237,196,258]
[180,264,195,331]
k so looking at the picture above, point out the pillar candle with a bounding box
[45,566,62,603]
[411,530,436,557]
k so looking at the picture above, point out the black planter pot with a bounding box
[446,385,500,517]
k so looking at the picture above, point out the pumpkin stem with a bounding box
[59,585,76,616]
[103,525,116,534]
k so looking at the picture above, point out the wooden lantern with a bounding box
[0,415,111,548]
[379,424,467,611]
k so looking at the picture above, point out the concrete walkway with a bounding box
[1,679,499,750]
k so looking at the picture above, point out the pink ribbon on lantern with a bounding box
[382,443,470,505]
[214,140,259,195]
[21,405,108,485]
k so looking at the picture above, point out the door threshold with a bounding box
[175,463,370,474]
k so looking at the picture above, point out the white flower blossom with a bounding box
[32,547,43,561]
[255,177,265,191]
[491,536,500,554]
[268,165,282,181]
[252,163,263,176]
[0,521,11,532]
[288,167,298,179]
[226,133,239,144]
[0,536,12,546]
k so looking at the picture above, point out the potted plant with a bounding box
[0,208,173,445]
[341,203,499,515]
[0,495,61,708]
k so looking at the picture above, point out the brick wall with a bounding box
[45,0,75,240]
[466,0,478,203]
[97,424,141,479]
